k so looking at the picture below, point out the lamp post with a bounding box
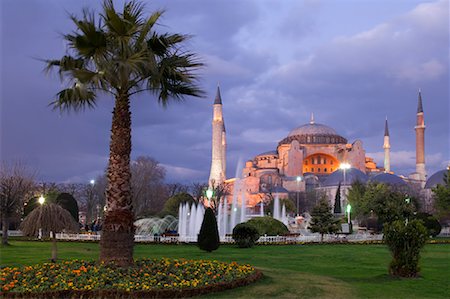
[339,163,351,215]
[206,188,214,206]
[296,176,302,216]
[346,204,352,224]
[405,196,411,225]
[38,195,45,239]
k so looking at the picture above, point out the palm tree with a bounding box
[45,0,203,266]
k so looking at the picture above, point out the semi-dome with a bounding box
[425,169,448,189]
[369,173,407,186]
[322,168,368,187]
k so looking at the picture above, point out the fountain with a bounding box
[177,202,205,242]
[273,194,280,221]
[135,215,178,235]
[281,204,288,226]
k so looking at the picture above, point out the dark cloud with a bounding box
[1,0,448,184]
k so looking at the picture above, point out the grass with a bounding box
[1,241,449,298]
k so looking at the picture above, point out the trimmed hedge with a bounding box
[246,217,289,236]
[232,223,260,248]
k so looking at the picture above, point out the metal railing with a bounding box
[53,232,384,243]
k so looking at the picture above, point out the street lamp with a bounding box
[90,179,95,185]
[38,195,45,205]
[206,188,214,205]
[296,176,302,216]
[38,195,45,239]
[339,163,351,214]
[346,204,352,224]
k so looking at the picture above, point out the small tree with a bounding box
[308,199,340,242]
[383,219,428,277]
[333,183,342,214]
[197,207,219,252]
[432,169,450,220]
[20,203,79,262]
[232,223,260,248]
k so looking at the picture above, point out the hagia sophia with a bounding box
[208,86,446,214]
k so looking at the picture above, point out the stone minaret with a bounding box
[209,86,226,187]
[383,117,391,173]
[415,89,426,181]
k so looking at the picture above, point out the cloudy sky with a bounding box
[1,0,449,184]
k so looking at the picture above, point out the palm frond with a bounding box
[50,85,97,112]
[135,10,163,47]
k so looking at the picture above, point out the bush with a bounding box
[383,219,428,277]
[198,208,220,252]
[232,223,260,248]
[414,213,442,237]
[246,216,289,236]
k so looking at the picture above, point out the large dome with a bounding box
[288,123,338,137]
[279,120,347,145]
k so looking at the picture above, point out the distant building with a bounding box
[208,89,436,213]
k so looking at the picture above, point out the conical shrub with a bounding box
[198,207,220,252]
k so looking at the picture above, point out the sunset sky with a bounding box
[1,0,449,183]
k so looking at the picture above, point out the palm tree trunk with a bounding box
[99,95,135,267]
[2,217,9,246]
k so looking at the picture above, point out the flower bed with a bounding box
[0,258,261,298]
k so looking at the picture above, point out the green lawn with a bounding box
[1,241,449,298]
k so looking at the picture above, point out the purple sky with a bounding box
[1,0,449,184]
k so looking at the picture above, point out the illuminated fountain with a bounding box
[177,202,205,242]
[135,215,178,235]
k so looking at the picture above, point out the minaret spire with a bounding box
[414,89,426,184]
[310,112,315,124]
[209,86,226,187]
[214,85,222,105]
[383,116,391,173]
[417,88,423,113]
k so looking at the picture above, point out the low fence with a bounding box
[53,233,383,243]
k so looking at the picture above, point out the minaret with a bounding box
[415,89,426,181]
[383,117,391,173]
[209,86,226,187]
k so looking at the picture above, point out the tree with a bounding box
[0,162,35,245]
[432,169,450,220]
[55,193,79,222]
[333,183,342,214]
[20,203,79,262]
[190,182,208,202]
[166,183,189,198]
[46,0,203,266]
[308,199,340,242]
[346,180,367,220]
[198,208,220,252]
[348,182,416,226]
[131,156,168,217]
[383,219,428,277]
[162,192,195,216]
